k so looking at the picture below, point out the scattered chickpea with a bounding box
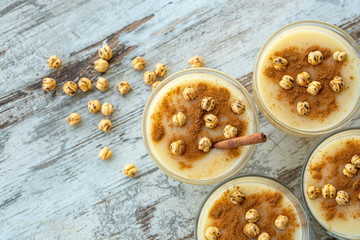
[98,45,113,61]
[63,81,78,96]
[279,75,294,89]
[296,72,311,87]
[223,125,237,139]
[66,113,81,126]
[198,137,212,153]
[154,63,167,77]
[272,57,288,71]
[88,100,101,113]
[96,77,109,91]
[231,100,246,114]
[204,226,221,240]
[94,59,109,73]
[351,155,360,168]
[243,223,260,238]
[123,163,138,177]
[297,101,310,116]
[99,147,112,160]
[143,71,156,85]
[42,78,56,91]
[183,87,197,101]
[98,119,112,132]
[333,51,347,62]
[343,163,357,178]
[170,140,185,156]
[307,81,322,96]
[336,190,350,206]
[308,50,323,65]
[245,209,259,223]
[131,56,146,70]
[201,97,215,111]
[229,190,245,205]
[204,114,218,129]
[275,215,289,230]
[47,55,62,69]
[101,102,114,116]
[152,81,161,91]
[306,186,320,200]
[78,77,92,92]
[189,56,204,68]
[258,232,271,240]
[330,76,344,93]
[172,112,187,127]
[322,184,336,198]
[117,81,131,95]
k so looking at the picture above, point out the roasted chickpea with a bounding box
[231,100,246,114]
[204,226,221,240]
[275,215,289,230]
[99,147,112,160]
[307,186,320,200]
[78,77,92,92]
[47,55,62,69]
[183,87,197,101]
[143,71,156,85]
[42,78,56,91]
[307,81,322,96]
[123,163,138,177]
[117,81,131,95]
[308,51,323,65]
[229,190,245,205]
[329,76,344,93]
[279,75,294,90]
[243,223,260,238]
[172,112,187,127]
[88,100,101,113]
[333,51,347,62]
[101,102,114,116]
[131,56,146,70]
[94,59,109,73]
[297,101,310,116]
[63,81,78,96]
[98,119,112,132]
[189,56,204,68]
[201,97,215,111]
[204,114,218,129]
[96,77,109,91]
[273,57,288,71]
[198,137,212,153]
[343,163,357,178]
[296,72,311,87]
[66,113,80,126]
[154,63,167,77]
[152,81,161,91]
[98,45,112,61]
[223,125,237,139]
[336,190,350,206]
[170,140,185,156]
[245,209,259,223]
[322,184,336,198]
[351,155,360,168]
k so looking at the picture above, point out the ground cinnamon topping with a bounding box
[309,138,360,221]
[150,81,248,168]
[208,187,299,240]
[264,45,345,120]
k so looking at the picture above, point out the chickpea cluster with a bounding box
[274,49,347,117]
[43,45,141,179]
[307,154,360,206]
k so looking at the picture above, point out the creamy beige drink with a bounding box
[254,22,360,136]
[143,69,258,184]
[196,176,309,239]
[303,129,360,238]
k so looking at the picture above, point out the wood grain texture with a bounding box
[1,0,360,239]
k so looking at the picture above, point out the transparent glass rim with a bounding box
[301,127,360,239]
[253,20,360,137]
[195,174,311,239]
[141,68,259,185]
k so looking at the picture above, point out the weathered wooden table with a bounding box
[1,0,360,239]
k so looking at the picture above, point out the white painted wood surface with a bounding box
[1,0,360,239]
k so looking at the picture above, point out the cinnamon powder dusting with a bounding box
[309,138,360,221]
[208,187,300,240]
[264,45,345,121]
[150,81,248,169]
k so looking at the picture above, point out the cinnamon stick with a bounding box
[213,132,267,149]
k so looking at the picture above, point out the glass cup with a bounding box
[142,68,259,185]
[195,175,310,239]
[301,128,360,239]
[253,21,360,137]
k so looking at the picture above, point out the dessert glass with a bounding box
[253,21,360,137]
[301,128,360,239]
[142,68,259,185]
[195,175,310,239]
